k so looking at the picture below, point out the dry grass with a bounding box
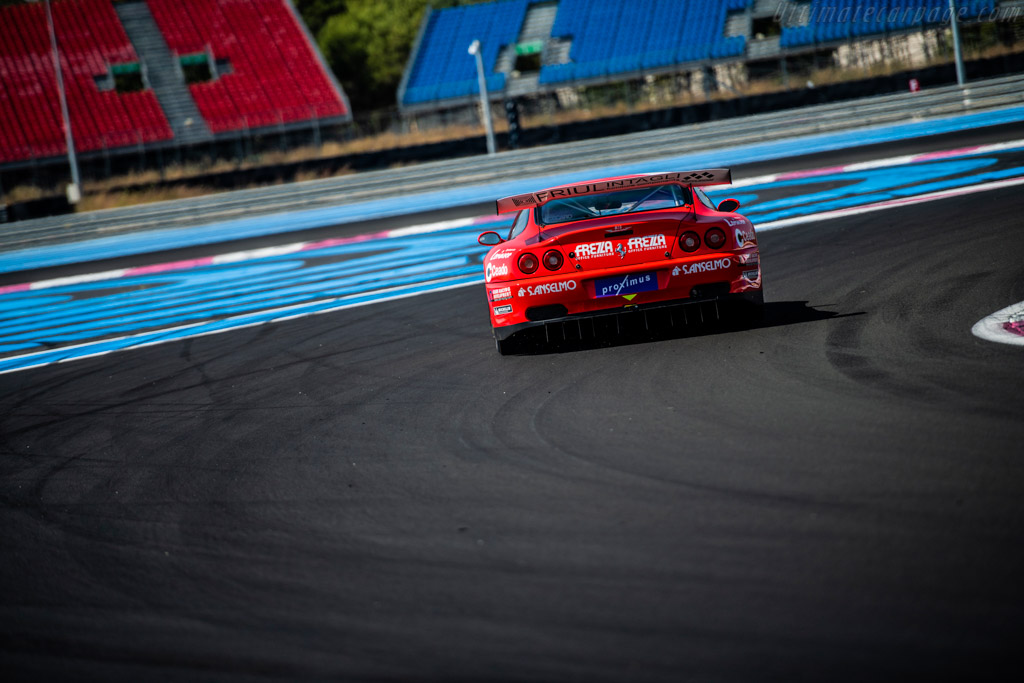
[4,184,46,202]
[77,185,220,212]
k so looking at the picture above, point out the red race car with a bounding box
[478,170,762,354]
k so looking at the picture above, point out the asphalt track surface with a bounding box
[2,138,1024,680]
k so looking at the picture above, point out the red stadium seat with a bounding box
[146,0,347,134]
[0,0,172,162]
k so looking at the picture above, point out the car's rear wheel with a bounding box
[495,334,516,355]
[737,290,765,326]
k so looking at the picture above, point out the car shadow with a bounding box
[505,301,863,355]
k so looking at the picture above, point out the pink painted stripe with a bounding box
[301,230,391,251]
[124,256,217,276]
[774,143,996,181]
[760,174,1024,231]
[0,282,33,295]
[912,145,984,162]
[776,165,848,181]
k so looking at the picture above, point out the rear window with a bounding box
[538,184,691,225]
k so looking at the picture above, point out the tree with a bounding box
[317,0,427,111]
[314,0,485,112]
[293,0,347,39]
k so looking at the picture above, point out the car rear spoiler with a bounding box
[495,169,732,214]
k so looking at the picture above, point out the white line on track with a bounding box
[756,175,1024,231]
[0,275,479,376]
[731,138,1024,188]
[0,215,483,295]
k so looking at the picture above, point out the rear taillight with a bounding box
[679,231,701,253]
[542,249,563,271]
[518,252,539,274]
[704,228,726,250]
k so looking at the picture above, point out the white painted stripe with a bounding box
[1,216,487,294]
[387,216,479,238]
[30,268,129,290]
[0,275,482,375]
[211,244,307,264]
[756,175,1024,231]
[730,139,1024,188]
[972,300,1024,347]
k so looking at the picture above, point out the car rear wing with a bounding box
[495,169,732,214]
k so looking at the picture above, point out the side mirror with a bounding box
[478,231,505,246]
[717,198,740,213]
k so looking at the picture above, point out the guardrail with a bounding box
[4,73,1023,254]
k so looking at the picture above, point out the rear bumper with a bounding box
[487,251,761,340]
[492,288,763,340]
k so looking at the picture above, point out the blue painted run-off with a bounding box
[3,103,1024,275]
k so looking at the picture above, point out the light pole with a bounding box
[468,39,496,155]
[45,0,80,203]
[949,0,965,86]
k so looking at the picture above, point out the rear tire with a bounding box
[741,290,765,326]
[495,335,516,355]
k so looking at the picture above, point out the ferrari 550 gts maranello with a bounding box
[477,169,762,354]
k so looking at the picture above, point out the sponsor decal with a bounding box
[490,249,516,260]
[626,234,667,253]
[517,280,578,297]
[734,229,756,246]
[511,172,725,206]
[598,272,656,298]
[725,217,746,227]
[575,241,614,259]
[672,258,732,276]
[493,304,513,315]
[489,286,512,302]
[484,262,509,283]
[575,234,667,261]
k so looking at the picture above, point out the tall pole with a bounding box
[468,39,496,155]
[949,0,965,87]
[45,0,81,203]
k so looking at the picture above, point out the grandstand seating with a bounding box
[400,0,1004,107]
[0,0,172,164]
[403,0,528,105]
[146,0,348,133]
[402,0,751,105]
[539,0,749,85]
[780,0,997,48]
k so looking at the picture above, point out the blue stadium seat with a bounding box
[780,0,994,47]
[403,0,995,106]
[402,0,529,105]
